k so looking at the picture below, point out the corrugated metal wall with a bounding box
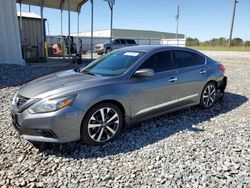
[18,17,42,47]
[0,0,24,65]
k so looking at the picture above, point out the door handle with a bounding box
[168,77,178,82]
[200,70,206,74]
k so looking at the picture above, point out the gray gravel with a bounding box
[0,51,250,187]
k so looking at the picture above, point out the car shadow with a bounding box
[41,92,248,159]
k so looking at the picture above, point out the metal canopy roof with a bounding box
[17,0,88,12]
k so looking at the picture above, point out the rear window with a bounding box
[126,39,136,44]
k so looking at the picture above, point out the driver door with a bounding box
[130,50,179,118]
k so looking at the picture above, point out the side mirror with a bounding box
[134,69,154,77]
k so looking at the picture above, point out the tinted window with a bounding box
[127,39,136,44]
[175,51,204,68]
[113,39,120,44]
[120,39,126,44]
[139,51,174,73]
[194,53,206,65]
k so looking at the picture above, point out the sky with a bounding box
[16,0,250,41]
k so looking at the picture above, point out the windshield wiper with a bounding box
[81,70,96,76]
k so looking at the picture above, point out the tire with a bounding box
[97,52,103,55]
[81,103,123,146]
[199,82,217,109]
[105,48,112,54]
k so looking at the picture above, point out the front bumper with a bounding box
[11,106,84,143]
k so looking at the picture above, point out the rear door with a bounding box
[173,50,207,106]
[130,50,179,117]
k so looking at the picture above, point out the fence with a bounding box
[46,36,186,52]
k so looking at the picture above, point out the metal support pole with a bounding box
[61,9,63,36]
[228,0,239,48]
[90,0,94,61]
[19,2,23,45]
[40,0,45,59]
[77,12,80,53]
[68,0,71,59]
[109,2,113,49]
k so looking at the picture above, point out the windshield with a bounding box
[81,51,145,76]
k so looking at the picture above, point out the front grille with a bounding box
[16,95,30,108]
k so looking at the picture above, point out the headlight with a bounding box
[28,95,76,114]
[12,93,18,106]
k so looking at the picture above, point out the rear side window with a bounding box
[120,39,126,44]
[194,53,206,65]
[139,51,175,73]
[127,39,136,44]
[113,39,120,44]
[175,51,205,68]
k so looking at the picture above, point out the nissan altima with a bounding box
[11,46,227,145]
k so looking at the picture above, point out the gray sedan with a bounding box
[11,46,227,145]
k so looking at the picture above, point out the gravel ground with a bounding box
[0,51,250,187]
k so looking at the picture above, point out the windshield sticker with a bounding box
[124,52,140,57]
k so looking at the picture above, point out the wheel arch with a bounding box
[81,99,126,127]
[80,99,126,142]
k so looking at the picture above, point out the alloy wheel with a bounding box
[202,84,217,108]
[87,107,119,143]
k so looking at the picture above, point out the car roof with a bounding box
[119,45,204,55]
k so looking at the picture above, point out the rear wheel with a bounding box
[200,82,217,109]
[81,103,123,145]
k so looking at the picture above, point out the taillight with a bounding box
[219,65,225,73]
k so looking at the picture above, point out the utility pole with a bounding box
[176,5,180,46]
[228,0,239,48]
[176,5,180,39]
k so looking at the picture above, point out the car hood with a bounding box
[18,70,109,99]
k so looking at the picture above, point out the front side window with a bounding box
[138,51,175,73]
[175,51,205,68]
[81,51,145,76]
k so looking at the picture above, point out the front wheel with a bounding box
[81,103,123,145]
[200,82,217,109]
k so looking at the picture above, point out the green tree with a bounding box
[244,41,250,47]
[186,37,200,46]
[231,38,243,46]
